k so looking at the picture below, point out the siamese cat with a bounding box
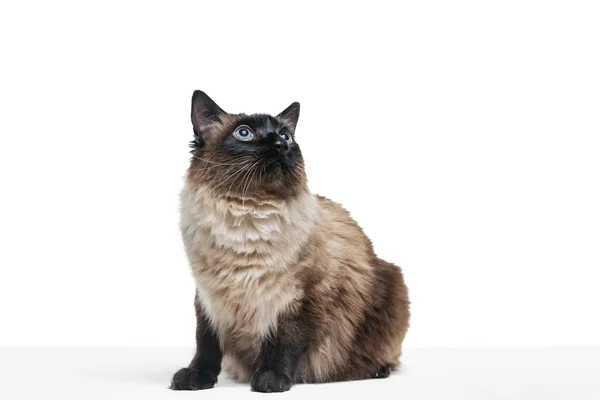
[171,91,410,393]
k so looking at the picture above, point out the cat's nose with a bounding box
[272,135,289,152]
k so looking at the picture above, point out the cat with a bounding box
[170,91,410,393]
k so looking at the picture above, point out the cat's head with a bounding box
[187,90,307,199]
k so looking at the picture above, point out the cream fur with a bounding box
[180,184,317,339]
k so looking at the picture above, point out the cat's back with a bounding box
[310,195,376,263]
[301,195,379,305]
[293,195,409,382]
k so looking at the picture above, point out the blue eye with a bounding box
[233,125,254,141]
[280,132,292,144]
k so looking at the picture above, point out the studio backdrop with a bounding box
[0,0,599,350]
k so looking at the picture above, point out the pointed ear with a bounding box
[191,90,226,136]
[277,102,300,133]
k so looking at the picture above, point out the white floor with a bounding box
[0,347,598,399]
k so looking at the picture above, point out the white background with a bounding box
[1,0,599,349]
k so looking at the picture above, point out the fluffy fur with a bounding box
[171,91,410,392]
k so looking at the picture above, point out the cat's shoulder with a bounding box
[315,194,342,208]
[314,195,353,219]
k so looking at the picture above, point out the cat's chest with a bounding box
[190,223,299,336]
[180,188,309,336]
[195,267,299,338]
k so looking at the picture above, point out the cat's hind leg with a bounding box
[370,364,392,379]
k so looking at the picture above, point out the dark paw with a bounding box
[371,365,391,379]
[170,367,217,390]
[251,368,292,393]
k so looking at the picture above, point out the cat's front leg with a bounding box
[251,303,311,393]
[171,294,222,390]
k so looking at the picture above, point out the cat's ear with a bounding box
[191,90,226,136]
[277,102,300,133]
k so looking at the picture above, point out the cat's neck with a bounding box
[184,183,317,228]
[182,183,317,269]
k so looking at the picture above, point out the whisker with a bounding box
[242,162,261,207]
[192,155,247,166]
[225,159,260,198]
[219,161,255,194]
[240,162,260,206]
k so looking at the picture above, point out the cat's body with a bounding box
[171,91,409,392]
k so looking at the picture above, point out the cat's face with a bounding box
[187,91,307,199]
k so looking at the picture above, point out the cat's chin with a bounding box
[262,159,286,178]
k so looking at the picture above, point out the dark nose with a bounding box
[271,134,289,152]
